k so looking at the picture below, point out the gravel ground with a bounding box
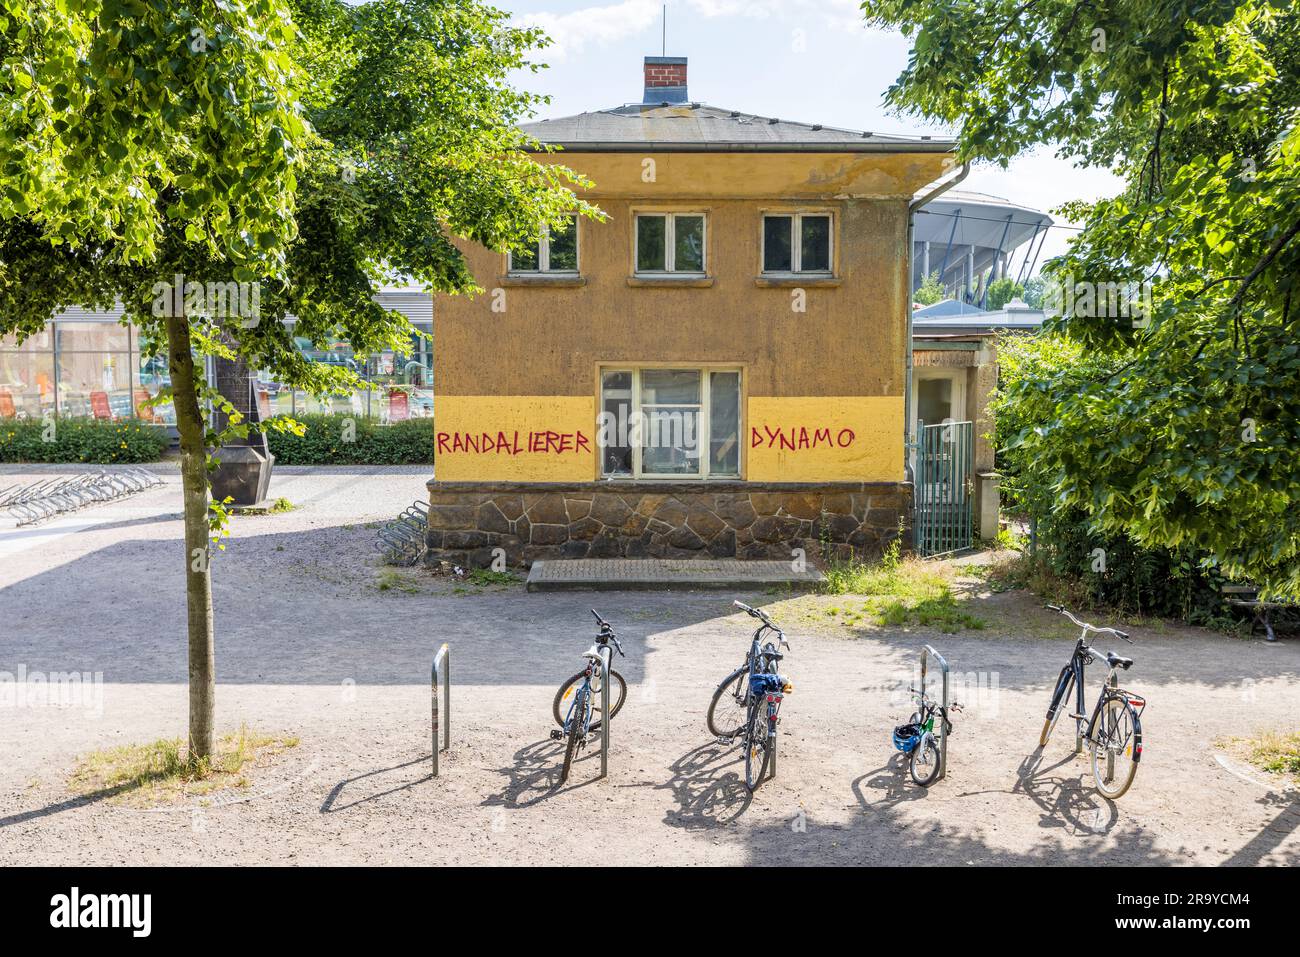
[1,467,1297,866]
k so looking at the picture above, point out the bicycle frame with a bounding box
[1057,635,1127,754]
[563,658,600,736]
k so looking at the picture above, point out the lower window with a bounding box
[598,367,741,479]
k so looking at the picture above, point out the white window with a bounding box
[762,213,832,274]
[635,213,706,275]
[508,215,579,273]
[599,367,741,479]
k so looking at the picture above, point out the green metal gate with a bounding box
[912,420,975,557]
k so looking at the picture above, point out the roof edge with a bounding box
[526,140,956,154]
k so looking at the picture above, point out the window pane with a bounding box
[548,217,578,271]
[600,370,633,476]
[641,369,701,475]
[674,215,705,272]
[56,321,130,352]
[640,368,701,405]
[763,216,793,272]
[800,215,831,272]
[0,349,54,418]
[709,371,740,476]
[636,215,666,271]
[510,241,540,272]
[59,351,133,419]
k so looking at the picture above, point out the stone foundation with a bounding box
[425,480,911,568]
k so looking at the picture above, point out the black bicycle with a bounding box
[1039,604,1146,799]
[707,600,792,791]
[551,610,625,784]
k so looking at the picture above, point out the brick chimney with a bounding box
[643,56,688,104]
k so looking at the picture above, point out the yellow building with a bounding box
[428,57,957,565]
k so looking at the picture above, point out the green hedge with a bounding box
[991,333,1231,624]
[0,416,170,464]
[267,413,433,465]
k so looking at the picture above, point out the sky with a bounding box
[503,0,1124,271]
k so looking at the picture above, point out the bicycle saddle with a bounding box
[761,645,783,661]
[1105,651,1133,670]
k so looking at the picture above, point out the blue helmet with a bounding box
[893,723,922,753]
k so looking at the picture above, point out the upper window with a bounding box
[635,213,706,275]
[509,215,579,274]
[762,213,832,274]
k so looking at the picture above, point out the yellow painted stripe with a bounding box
[747,396,903,482]
[434,395,594,482]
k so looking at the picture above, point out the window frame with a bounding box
[633,212,708,276]
[598,364,742,480]
[507,215,580,275]
[761,211,834,276]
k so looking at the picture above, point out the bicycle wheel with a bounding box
[1090,697,1141,799]
[1039,667,1075,748]
[560,684,589,785]
[910,732,942,787]
[744,699,771,792]
[707,665,749,739]
[553,668,626,732]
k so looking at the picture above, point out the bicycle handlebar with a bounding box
[735,600,790,648]
[1046,604,1132,643]
[590,609,625,656]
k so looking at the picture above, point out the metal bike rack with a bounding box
[430,643,451,776]
[920,644,951,782]
[375,501,429,566]
[0,468,163,526]
[599,644,611,779]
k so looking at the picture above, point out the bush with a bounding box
[266,413,432,465]
[0,416,169,463]
[991,332,1233,624]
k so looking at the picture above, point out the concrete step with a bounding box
[526,558,825,592]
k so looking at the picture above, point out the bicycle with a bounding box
[893,687,963,787]
[552,616,627,734]
[551,609,625,784]
[707,600,792,791]
[1039,604,1146,799]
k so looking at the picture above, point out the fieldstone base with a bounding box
[425,480,911,568]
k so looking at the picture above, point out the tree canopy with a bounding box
[0,0,596,756]
[866,0,1300,596]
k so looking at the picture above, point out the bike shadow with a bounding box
[657,740,753,829]
[320,756,430,813]
[851,752,934,809]
[482,737,605,809]
[1010,746,1120,835]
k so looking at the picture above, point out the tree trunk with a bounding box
[164,312,216,761]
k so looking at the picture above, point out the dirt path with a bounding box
[1,469,1297,866]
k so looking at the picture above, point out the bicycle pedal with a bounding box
[1068,713,1087,720]
[716,735,734,745]
[549,729,564,741]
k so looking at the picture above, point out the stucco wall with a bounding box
[433,150,951,485]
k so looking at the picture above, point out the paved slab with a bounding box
[526,558,825,591]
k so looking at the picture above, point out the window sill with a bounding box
[754,275,840,288]
[498,274,586,287]
[626,276,714,288]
